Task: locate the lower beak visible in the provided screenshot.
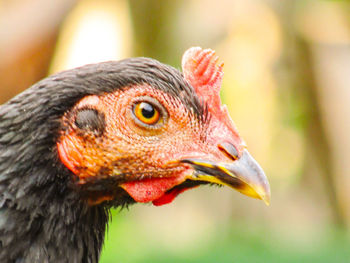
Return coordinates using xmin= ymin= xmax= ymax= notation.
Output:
xmin=181 ymin=149 xmax=270 ymax=205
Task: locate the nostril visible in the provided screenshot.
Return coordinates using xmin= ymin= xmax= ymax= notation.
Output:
xmin=218 ymin=142 xmax=239 ymax=161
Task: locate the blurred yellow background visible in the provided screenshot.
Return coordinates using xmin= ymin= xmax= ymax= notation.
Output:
xmin=1 ymin=0 xmax=349 ymax=262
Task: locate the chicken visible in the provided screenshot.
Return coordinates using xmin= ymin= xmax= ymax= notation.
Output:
xmin=0 ymin=47 xmax=270 ymax=262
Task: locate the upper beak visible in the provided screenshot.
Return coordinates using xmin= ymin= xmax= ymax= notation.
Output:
xmin=181 ymin=149 xmax=271 ymax=205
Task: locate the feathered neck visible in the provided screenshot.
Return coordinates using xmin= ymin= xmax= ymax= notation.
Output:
xmin=0 ymin=82 xmax=110 ymax=262
xmin=0 ymin=134 xmax=109 ymax=262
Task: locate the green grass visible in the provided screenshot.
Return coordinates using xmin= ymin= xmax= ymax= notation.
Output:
xmin=100 ymin=210 xmax=350 ymax=263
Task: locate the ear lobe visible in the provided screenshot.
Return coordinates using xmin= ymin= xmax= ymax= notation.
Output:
xmin=57 ymin=137 xmax=80 ymax=174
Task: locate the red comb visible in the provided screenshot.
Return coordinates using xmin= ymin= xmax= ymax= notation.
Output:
xmin=182 ymin=47 xmax=224 ymax=116
xmin=182 ymin=47 xmax=244 ymax=152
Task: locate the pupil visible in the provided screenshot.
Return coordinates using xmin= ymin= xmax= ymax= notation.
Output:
xmin=141 ymin=102 xmax=155 ymax=118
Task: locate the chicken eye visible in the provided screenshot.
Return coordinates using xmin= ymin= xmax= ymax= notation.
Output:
xmin=133 ymin=102 xmax=160 ymax=125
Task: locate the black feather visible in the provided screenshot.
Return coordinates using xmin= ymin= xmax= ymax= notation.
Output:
xmin=0 ymin=58 xmax=203 ymax=262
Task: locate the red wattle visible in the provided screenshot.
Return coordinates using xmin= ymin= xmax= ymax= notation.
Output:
xmin=121 ymin=176 xmax=186 ymax=204
xmin=152 ymin=185 xmax=198 ymax=206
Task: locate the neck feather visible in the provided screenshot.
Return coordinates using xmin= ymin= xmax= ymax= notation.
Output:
xmin=0 ymin=94 xmax=109 ymax=262
xmin=0 ymin=162 xmax=109 ymax=263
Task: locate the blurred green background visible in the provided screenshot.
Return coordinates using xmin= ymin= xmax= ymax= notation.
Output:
xmin=1 ymin=0 xmax=349 ymax=262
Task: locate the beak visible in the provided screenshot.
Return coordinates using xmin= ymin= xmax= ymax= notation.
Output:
xmin=181 ymin=149 xmax=270 ymax=205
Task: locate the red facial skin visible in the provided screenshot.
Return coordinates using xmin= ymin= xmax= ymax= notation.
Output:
xmin=57 ymin=47 xmax=245 ymax=206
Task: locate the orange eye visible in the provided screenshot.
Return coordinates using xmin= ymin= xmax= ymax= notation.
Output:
xmin=133 ymin=101 xmax=160 ymax=125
